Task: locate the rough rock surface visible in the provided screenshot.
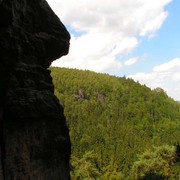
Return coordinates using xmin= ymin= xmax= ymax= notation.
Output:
xmin=0 ymin=0 xmax=71 ymax=179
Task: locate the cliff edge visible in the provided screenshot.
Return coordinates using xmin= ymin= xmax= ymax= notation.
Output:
xmin=0 ymin=0 xmax=71 ymax=179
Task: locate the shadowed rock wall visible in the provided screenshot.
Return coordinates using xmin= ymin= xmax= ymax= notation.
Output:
xmin=0 ymin=0 xmax=71 ymax=179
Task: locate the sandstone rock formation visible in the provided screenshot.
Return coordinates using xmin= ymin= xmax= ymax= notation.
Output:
xmin=0 ymin=0 xmax=71 ymax=179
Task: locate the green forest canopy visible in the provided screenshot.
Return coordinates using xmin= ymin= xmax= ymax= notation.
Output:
xmin=51 ymin=67 xmax=180 ymax=179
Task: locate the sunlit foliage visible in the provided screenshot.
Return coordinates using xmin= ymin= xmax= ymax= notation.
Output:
xmin=51 ymin=67 xmax=180 ymax=179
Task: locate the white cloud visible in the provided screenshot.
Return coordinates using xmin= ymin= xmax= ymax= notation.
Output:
xmin=128 ymin=58 xmax=180 ymax=101
xmin=153 ymin=58 xmax=180 ymax=72
xmin=47 ymin=0 xmax=172 ymax=73
xmin=124 ymin=57 xmax=139 ymax=66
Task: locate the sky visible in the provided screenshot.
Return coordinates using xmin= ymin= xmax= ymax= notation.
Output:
xmin=47 ymin=0 xmax=180 ymax=101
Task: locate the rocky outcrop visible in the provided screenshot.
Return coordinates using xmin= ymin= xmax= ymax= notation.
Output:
xmin=0 ymin=0 xmax=71 ymax=179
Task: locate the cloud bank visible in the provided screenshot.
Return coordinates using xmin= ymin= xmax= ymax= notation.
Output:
xmin=128 ymin=58 xmax=180 ymax=101
xmin=48 ymin=0 xmax=172 ymax=72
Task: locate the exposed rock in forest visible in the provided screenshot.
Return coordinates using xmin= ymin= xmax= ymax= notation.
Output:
xmin=0 ymin=0 xmax=71 ymax=179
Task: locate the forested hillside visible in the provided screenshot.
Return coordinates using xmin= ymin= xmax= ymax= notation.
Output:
xmin=51 ymin=67 xmax=180 ymax=179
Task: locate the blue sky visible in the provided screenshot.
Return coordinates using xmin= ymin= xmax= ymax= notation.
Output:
xmin=47 ymin=0 xmax=180 ymax=100
xmin=123 ymin=0 xmax=180 ymax=75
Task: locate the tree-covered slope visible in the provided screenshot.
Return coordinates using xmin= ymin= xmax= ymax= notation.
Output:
xmin=51 ymin=67 xmax=180 ymax=179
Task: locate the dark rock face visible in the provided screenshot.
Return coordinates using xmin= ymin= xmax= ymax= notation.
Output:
xmin=0 ymin=0 xmax=71 ymax=179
